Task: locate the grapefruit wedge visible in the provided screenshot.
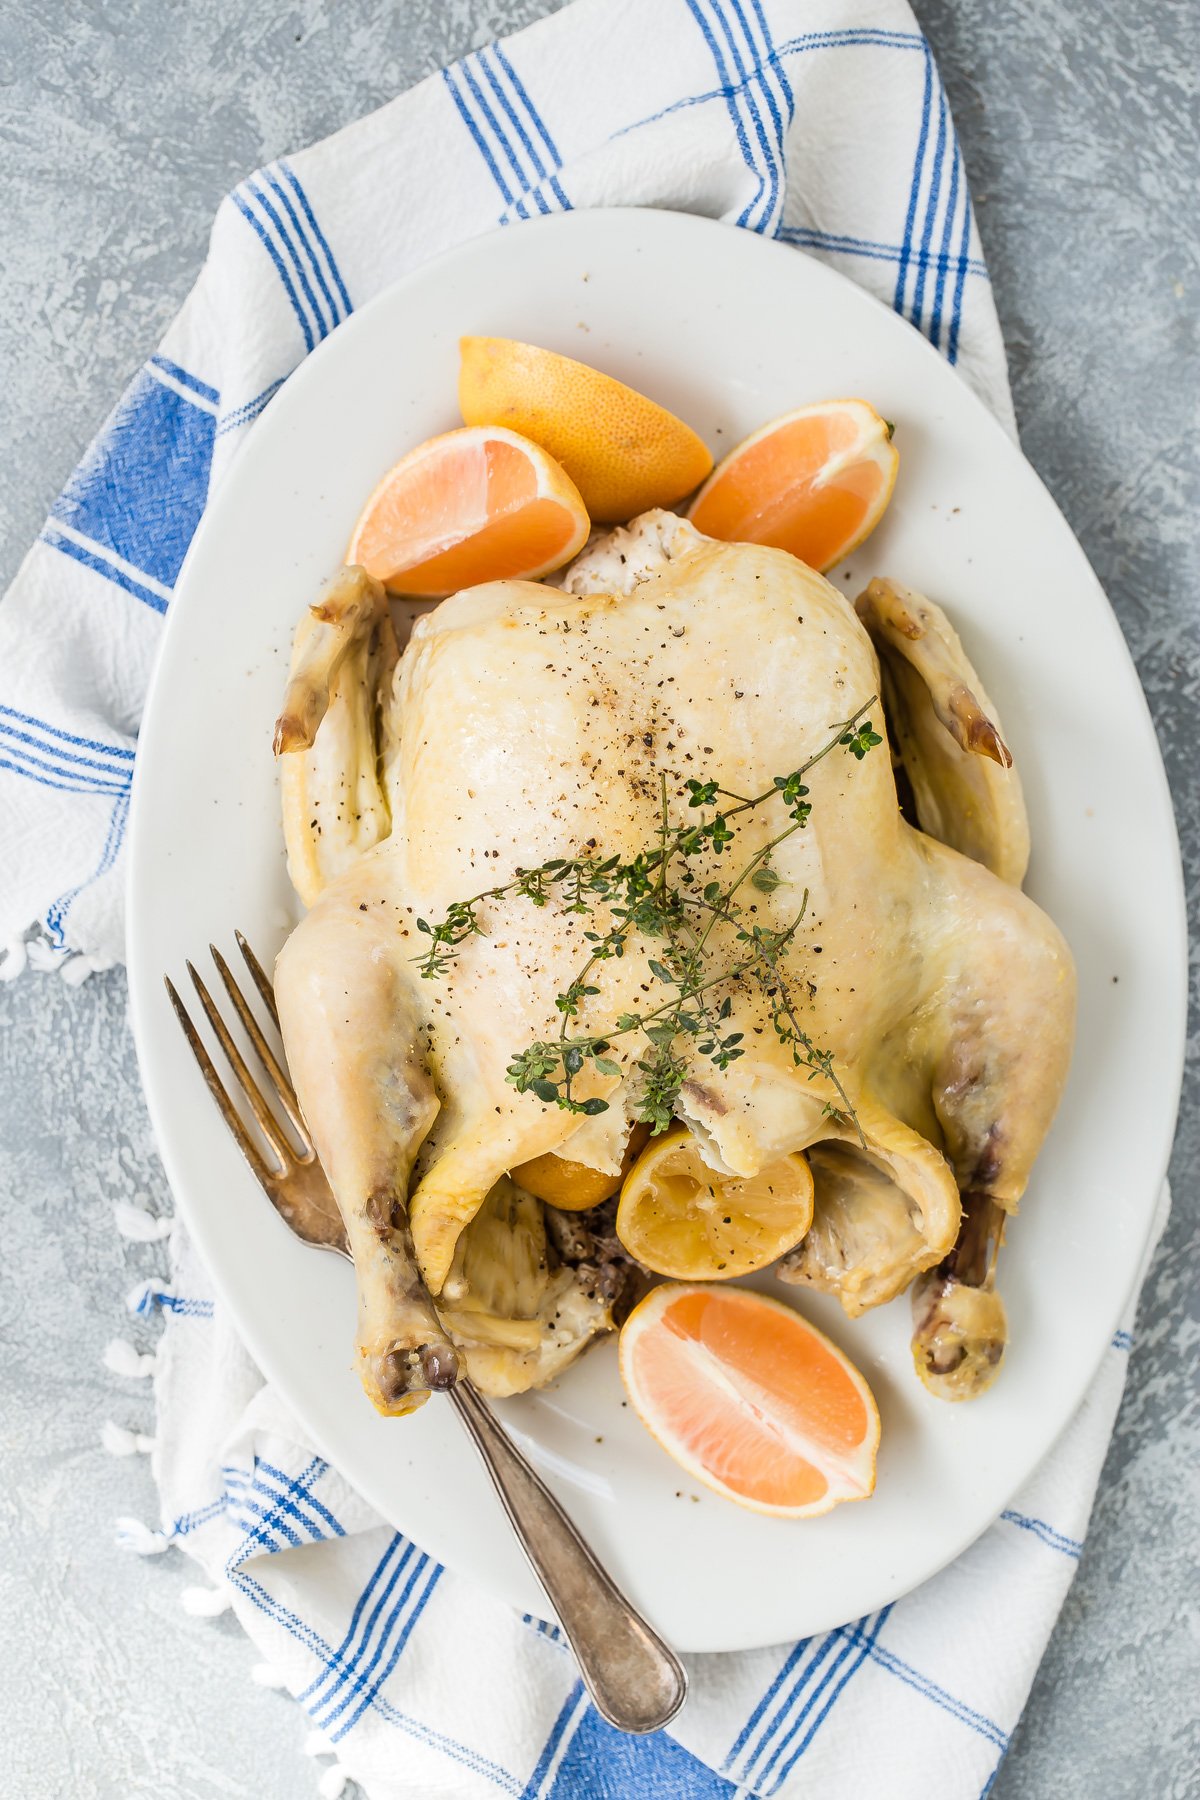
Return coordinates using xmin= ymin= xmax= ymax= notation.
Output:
xmin=347 ymin=424 xmax=590 ymax=597
xmin=459 ymin=336 xmax=713 ymax=523
xmin=619 ymin=1283 xmax=880 ymax=1517
xmin=689 ymin=399 xmax=898 ymax=572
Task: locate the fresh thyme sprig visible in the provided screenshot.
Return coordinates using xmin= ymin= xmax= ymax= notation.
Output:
xmin=415 ymin=699 xmax=882 ymax=1139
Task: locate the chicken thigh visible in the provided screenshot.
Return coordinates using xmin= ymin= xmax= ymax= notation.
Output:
xmin=273 ymin=515 xmax=1074 ymax=1412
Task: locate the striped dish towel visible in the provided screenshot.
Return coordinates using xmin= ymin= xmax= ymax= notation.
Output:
xmin=5 ymin=0 xmax=1159 ymax=1795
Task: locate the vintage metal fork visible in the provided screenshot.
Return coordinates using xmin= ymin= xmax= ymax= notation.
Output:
xmin=165 ymin=933 xmax=688 ymax=1735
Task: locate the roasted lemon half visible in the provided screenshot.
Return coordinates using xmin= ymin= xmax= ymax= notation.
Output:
xmin=616 ymin=1126 xmax=815 ymax=1280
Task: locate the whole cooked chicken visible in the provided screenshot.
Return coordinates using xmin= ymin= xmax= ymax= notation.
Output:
xmin=272 ymin=512 xmax=1075 ymax=1414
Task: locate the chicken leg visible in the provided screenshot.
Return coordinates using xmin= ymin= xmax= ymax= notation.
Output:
xmin=274 ymin=571 xmax=456 ymax=1412
xmin=910 ymin=1192 xmax=1008 ymax=1399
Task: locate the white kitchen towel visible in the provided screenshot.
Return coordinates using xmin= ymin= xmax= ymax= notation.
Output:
xmin=5 ymin=0 xmax=1156 ymax=1795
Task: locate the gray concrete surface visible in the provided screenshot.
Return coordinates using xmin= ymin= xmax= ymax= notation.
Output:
xmin=1 ymin=0 xmax=1196 ymax=1795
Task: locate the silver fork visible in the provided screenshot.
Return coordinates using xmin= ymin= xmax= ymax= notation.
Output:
xmin=165 ymin=933 xmax=688 ymax=1735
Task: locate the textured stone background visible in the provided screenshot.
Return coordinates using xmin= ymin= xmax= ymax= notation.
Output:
xmin=1 ymin=1 xmax=1196 ymax=1795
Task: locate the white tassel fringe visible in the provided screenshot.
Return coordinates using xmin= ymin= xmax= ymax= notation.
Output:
xmin=125 ymin=1276 xmax=174 ymax=1315
xmin=318 ymin=1765 xmax=352 ymax=1799
xmin=104 ymin=1338 xmax=158 ymax=1379
xmin=181 ymin=1584 xmax=232 ymax=1617
xmin=115 ymin=1516 xmax=171 ymax=1555
xmin=113 ymin=1200 xmax=173 ymax=1242
xmin=0 ymin=928 xmax=113 ymax=984
xmin=102 ymin=1420 xmax=156 ymax=1457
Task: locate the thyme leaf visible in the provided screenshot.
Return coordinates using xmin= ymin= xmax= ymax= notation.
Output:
xmin=419 ymin=699 xmax=881 ymax=1140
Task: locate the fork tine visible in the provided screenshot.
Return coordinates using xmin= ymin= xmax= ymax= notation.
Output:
xmin=235 ymin=930 xmax=280 ymax=1030
xmin=186 ymin=960 xmax=293 ymax=1168
xmin=165 ymin=977 xmax=270 ymax=1183
xmin=209 ymin=944 xmax=312 ymax=1152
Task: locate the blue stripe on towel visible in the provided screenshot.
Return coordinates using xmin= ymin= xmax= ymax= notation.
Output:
xmin=136 ymin=1290 xmax=214 ymax=1319
xmin=47 ymin=363 xmax=214 ymax=593
xmin=327 ymin=1561 xmax=443 ymax=1741
xmin=908 ymin=78 xmax=950 ymax=335
xmin=763 ymin=1607 xmax=892 ymax=1791
xmin=442 ymin=65 xmax=517 ymax=208
xmin=776 ymin=26 xmax=925 ymax=54
xmin=298 ymin=1535 xmax=411 ymax=1704
xmin=521 ymin=1682 xmax=587 ymax=1800
xmin=619 ymin=27 xmax=924 ymax=141
xmin=490 ymin=43 xmax=571 ymax=211
xmin=261 ymin=165 xmax=346 ymax=330
xmin=778 ymin=222 xmax=987 ymax=277
xmin=894 ymin=43 xmax=935 ymax=320
xmin=306 ymin=1540 xmax=425 ymax=1720
xmin=730 ymin=1608 xmax=891 ymax=1790
xmin=722 ymin=1633 xmax=832 ymax=1776
xmin=708 ymin=0 xmax=785 ymax=233
xmin=928 ymin=138 xmax=963 ymax=348
xmin=233 ymin=1556 xmax=525 ymax=1793
xmin=45 ymin=790 xmax=130 ymax=944
xmin=478 ymin=61 xmax=547 ymax=205
xmin=947 ymin=184 xmax=975 ymax=365
xmin=228 ymin=1489 xmax=306 ymax=1549
xmin=477 ymin=51 xmax=553 ymax=215
xmin=149 ymin=354 xmax=220 ymax=406
xmin=225 ymin=1455 xmax=329 ymax=1566
xmin=731 ymin=0 xmax=792 ymax=146
xmin=40 ymin=526 xmax=170 ymax=615
xmin=844 ymin=1624 xmax=1010 ymax=1750
xmin=0 ymin=724 xmax=130 ymax=793
xmin=171 ymin=1494 xmax=229 ymax=1537
xmin=460 ymin=56 xmax=542 ymax=220
xmin=256 ymin=1457 xmax=346 ymax=1540
xmin=230 ymin=189 xmax=317 ymax=352
xmin=1001 ymin=1509 xmax=1083 ymax=1559
xmin=0 ymin=750 xmax=124 ymax=798
xmin=278 ymin=162 xmax=353 ymax=318
xmin=684 ymin=0 xmax=764 ymax=228
xmin=752 ymin=1631 xmax=864 ymax=1789
xmin=0 ymin=703 xmax=134 ymax=763
xmin=245 ymin=174 xmax=335 ymax=340
xmin=546 ymin=1703 xmax=740 ymax=1798
xmin=216 ymin=377 xmax=286 ymax=437
xmin=685 ymin=0 xmax=777 ymax=233
xmin=315 ymin=1550 xmax=438 ymax=1736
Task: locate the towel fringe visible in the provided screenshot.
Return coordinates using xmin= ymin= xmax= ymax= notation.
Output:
xmin=104 ymin=1337 xmax=158 ymax=1379
xmin=113 ymin=1200 xmax=174 ymax=1242
xmin=115 ymin=1515 xmax=172 ymax=1555
xmin=0 ymin=923 xmax=114 ymax=983
xmin=24 ymin=936 xmax=65 ymax=973
xmin=304 ymin=1729 xmax=336 ymax=1758
xmin=181 ymin=1583 xmax=232 ymax=1617
xmin=317 ymin=1764 xmax=353 ymax=1800
xmin=126 ymin=1276 xmax=176 ymax=1314
xmin=102 ymin=1419 xmax=156 ymax=1456
xmin=62 ymin=949 xmax=112 ymax=985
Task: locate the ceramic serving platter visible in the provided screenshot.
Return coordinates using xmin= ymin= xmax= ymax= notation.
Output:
xmin=127 ymin=209 xmax=1185 ymax=1651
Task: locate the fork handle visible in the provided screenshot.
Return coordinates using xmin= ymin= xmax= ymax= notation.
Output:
xmin=448 ymin=1382 xmax=688 ymax=1734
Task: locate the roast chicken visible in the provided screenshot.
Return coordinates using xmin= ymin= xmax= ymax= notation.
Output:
xmin=272 ymin=512 xmax=1075 ymax=1413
